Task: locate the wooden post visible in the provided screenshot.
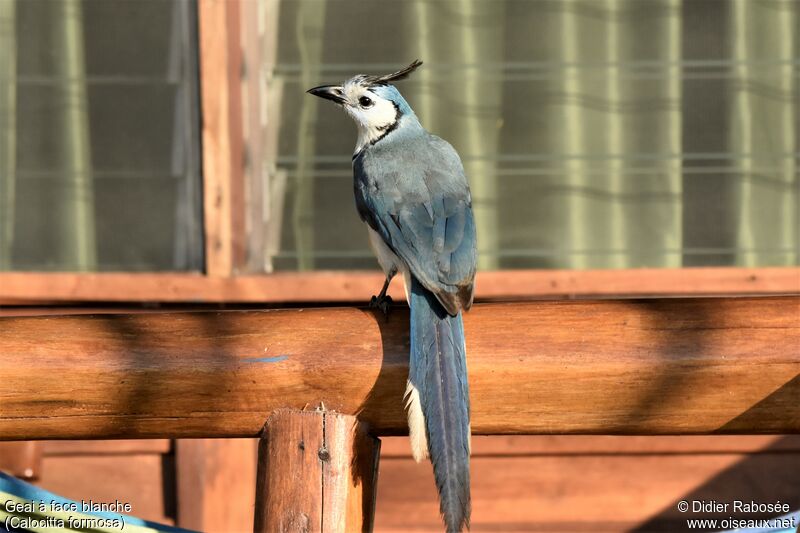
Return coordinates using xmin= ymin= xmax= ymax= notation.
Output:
xmin=254 ymin=409 xmax=380 ymax=533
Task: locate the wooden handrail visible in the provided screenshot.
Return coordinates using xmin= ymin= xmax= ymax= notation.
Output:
xmin=0 ymin=267 xmax=798 ymax=304
xmin=0 ymin=297 xmax=798 ymax=440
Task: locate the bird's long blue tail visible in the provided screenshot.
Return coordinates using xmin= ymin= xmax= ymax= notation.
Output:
xmin=406 ymin=275 xmax=471 ymax=533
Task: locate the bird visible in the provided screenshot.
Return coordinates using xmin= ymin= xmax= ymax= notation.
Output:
xmin=308 ymin=60 xmax=476 ymax=533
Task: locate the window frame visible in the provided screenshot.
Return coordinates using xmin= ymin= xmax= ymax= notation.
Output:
xmin=1 ymin=0 xmax=798 ymax=304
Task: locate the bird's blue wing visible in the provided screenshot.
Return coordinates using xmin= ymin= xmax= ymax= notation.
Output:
xmin=354 ymin=135 xmax=477 ymax=315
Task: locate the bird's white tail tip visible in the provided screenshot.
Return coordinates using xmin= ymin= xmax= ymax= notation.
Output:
xmin=404 ymin=381 xmax=429 ymax=462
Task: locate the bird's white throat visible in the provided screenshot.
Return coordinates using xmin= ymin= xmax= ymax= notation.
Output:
xmin=342 ymin=92 xmax=399 ymax=153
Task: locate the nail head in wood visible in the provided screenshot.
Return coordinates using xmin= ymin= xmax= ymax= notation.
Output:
xmin=254 ymin=408 xmax=380 ymax=533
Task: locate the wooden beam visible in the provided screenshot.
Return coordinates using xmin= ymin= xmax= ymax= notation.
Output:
xmin=0 ymin=267 xmax=797 ymax=304
xmin=254 ymin=409 xmax=380 ymax=533
xmin=0 ymin=297 xmax=797 ymax=439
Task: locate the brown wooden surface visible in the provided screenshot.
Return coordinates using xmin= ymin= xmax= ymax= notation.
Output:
xmin=0 ymin=441 xmax=41 ymax=479
xmin=375 ymin=437 xmax=800 ymax=532
xmin=324 ymin=411 xmax=381 ymax=532
xmin=379 ymin=434 xmax=800 ymax=531
xmin=197 ymin=0 xmax=245 ymax=277
xmin=42 ymin=439 xmax=171 ymax=455
xmin=0 ymin=297 xmax=798 ymax=440
xmin=17 ymin=436 xmax=800 ymax=532
xmin=39 ymin=453 xmax=175 ymax=526
xmin=254 ymin=411 xmax=321 ymax=533
xmin=380 ymin=434 xmax=800 ymax=457
xmin=176 ymin=438 xmax=256 ymax=532
xmin=254 ymin=409 xmax=380 ymax=533
xmin=0 ymin=267 xmax=797 ymax=304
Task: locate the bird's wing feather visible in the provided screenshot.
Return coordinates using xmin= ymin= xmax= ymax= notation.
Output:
xmin=354 ymin=134 xmax=476 ymax=315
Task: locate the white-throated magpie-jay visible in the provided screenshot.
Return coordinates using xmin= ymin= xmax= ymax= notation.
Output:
xmin=308 ymin=60 xmax=476 ymax=533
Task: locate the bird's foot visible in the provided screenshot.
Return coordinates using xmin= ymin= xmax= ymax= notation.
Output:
xmin=369 ymin=294 xmax=393 ymax=320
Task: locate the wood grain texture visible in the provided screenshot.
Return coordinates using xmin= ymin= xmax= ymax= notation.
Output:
xmin=0 ymin=297 xmax=797 ymax=440
xmin=379 ymin=435 xmax=800 ymax=458
xmin=254 ymin=409 xmax=379 ymax=533
xmin=175 ymin=438 xmax=256 ymax=532
xmin=374 ymin=445 xmax=800 ymax=532
xmin=0 ymin=266 xmax=797 ymax=303
xmin=42 ymin=439 xmax=171 ymax=455
xmin=197 ymin=0 xmax=245 ymax=277
xmin=323 ymin=412 xmax=381 ymax=532
xmin=37 ymin=454 xmax=174 ymax=526
xmin=19 ymin=436 xmax=799 ymax=533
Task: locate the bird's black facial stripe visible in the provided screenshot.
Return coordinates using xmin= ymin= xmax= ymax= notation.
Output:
xmin=352 ymin=101 xmax=401 ymax=159
xmin=371 ymin=102 xmax=401 ymax=144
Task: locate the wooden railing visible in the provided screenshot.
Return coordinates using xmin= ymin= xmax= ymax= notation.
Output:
xmin=1 ymin=267 xmax=798 ymax=303
xmin=2 ymin=296 xmax=798 ymax=440
xmin=1 ymin=297 xmax=798 ymax=531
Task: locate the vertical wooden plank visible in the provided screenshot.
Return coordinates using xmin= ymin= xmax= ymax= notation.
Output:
xmin=254 ymin=411 xmax=323 ymax=532
xmin=239 ymin=0 xmax=265 ymax=273
xmin=254 ymin=409 xmax=380 ymax=533
xmin=197 ymin=0 xmax=245 ymax=277
xmin=240 ymin=0 xmax=286 ymax=273
xmin=175 ymin=439 xmax=257 ymax=532
xmin=226 ymin=0 xmax=246 ymax=272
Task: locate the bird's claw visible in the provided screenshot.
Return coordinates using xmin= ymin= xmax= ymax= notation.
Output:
xmin=369 ymin=294 xmax=393 ymax=320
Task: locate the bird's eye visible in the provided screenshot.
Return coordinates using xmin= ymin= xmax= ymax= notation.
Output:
xmin=358 ymin=96 xmax=374 ymax=108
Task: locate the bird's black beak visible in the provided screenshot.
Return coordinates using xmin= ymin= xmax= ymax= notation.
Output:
xmin=307 ymin=85 xmax=346 ymax=105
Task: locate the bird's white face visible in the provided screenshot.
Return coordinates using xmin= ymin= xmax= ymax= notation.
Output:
xmin=308 ymin=60 xmax=423 ymax=152
xmin=309 ymin=81 xmax=400 ymax=153
xmin=339 ymin=82 xmax=400 ymax=152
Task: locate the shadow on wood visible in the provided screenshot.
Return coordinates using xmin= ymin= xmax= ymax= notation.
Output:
xmin=632 ymin=435 xmax=800 ymax=531
xmin=0 ymin=297 xmax=798 ymax=439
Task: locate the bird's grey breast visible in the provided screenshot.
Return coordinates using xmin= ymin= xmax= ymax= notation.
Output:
xmin=353 ymin=132 xmax=477 ymax=314
xmin=352 ymin=136 xmax=420 ymax=223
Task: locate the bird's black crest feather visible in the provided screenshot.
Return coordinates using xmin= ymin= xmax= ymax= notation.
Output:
xmin=362 ymin=59 xmax=423 ymax=87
